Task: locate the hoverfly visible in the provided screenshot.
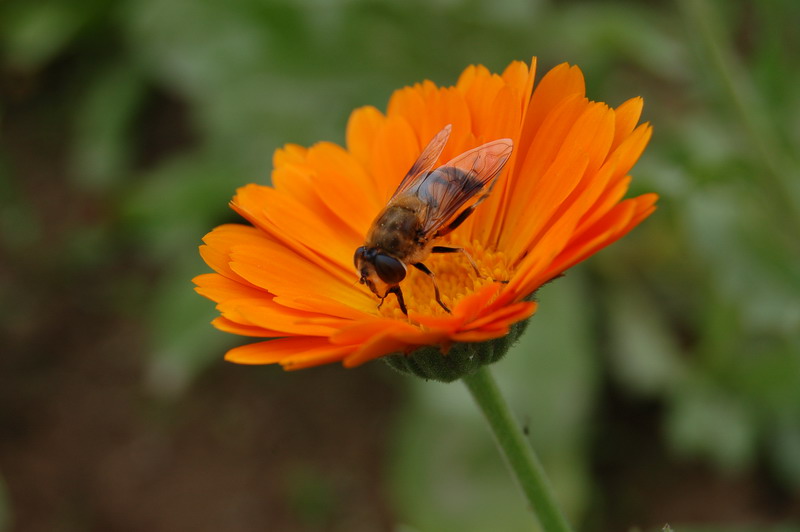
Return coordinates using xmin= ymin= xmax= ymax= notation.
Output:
xmin=354 ymin=124 xmax=513 ymax=315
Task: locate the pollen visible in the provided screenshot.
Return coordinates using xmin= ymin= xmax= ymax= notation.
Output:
xmin=378 ymin=236 xmax=514 ymax=319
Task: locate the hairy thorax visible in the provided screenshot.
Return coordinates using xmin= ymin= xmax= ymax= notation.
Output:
xmin=365 ymin=199 xmax=432 ymax=264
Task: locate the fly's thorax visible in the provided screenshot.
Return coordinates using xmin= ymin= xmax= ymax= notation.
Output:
xmin=365 ymin=201 xmax=427 ymax=260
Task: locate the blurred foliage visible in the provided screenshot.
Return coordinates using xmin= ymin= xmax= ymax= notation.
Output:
xmin=0 ymin=474 xmax=9 ymax=532
xmin=2 ymin=0 xmax=800 ymax=530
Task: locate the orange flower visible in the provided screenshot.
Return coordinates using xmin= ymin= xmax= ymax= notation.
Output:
xmin=194 ymin=58 xmax=657 ymax=375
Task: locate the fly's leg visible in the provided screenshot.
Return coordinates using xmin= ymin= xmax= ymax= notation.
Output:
xmin=413 ymin=262 xmax=451 ymax=313
xmin=431 ymin=246 xmax=508 ymax=284
xmin=431 ymin=246 xmax=480 ymax=277
xmin=379 ymin=285 xmax=408 ymax=315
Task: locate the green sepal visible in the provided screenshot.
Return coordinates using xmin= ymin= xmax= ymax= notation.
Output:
xmin=383 ymin=314 xmax=531 ymax=382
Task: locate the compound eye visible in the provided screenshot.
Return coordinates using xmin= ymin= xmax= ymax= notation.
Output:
xmin=353 ymin=246 xmax=367 ymax=269
xmin=373 ymin=254 xmax=406 ymax=284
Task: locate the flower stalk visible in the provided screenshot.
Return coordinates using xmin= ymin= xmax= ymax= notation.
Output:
xmin=462 ymin=366 xmax=573 ymax=532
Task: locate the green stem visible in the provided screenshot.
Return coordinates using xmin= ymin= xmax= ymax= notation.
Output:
xmin=462 ymin=366 xmax=573 ymax=532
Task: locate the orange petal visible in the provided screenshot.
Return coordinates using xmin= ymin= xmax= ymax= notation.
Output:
xmin=577 ymin=123 xmax=652 ymax=231
xmin=459 ymin=71 xmax=507 ymax=140
xmin=212 ymin=316 xmax=284 ymax=337
xmin=225 ymin=337 xmax=351 ymax=366
xmin=558 ymin=102 xmax=616 ymax=177
xmin=617 ymin=123 xmax=653 ymax=172
xmin=500 ymin=94 xmax=588 ymax=252
xmin=231 ymin=184 xmax=359 ymax=278
xmin=388 ymin=86 xmax=428 ymax=139
xmin=228 ymin=242 xmax=375 ymax=314
xmin=281 ymin=346 xmax=358 ymax=370
xmin=273 ymin=143 xmax=308 ymax=167
xmin=505 ymin=152 xmax=590 ymax=262
xmin=330 ymin=317 xmax=417 ymax=345
xmin=367 ymin=115 xmax=420 ymax=203
xmin=193 ymin=273 xmax=268 ymax=303
xmin=199 ymin=224 xmax=272 ymax=283
xmin=304 ymin=142 xmax=383 ymax=234
xmin=203 ymin=222 xmax=272 ymax=249
xmin=517 ymin=63 xmax=585 ymax=163
xmin=501 ymin=58 xmax=537 ymax=119
xmin=271 ymin=158 xmax=364 ymax=240
xmin=504 ymin=196 xmax=588 ymax=302
xmin=513 ymin=103 xmax=617 ymax=257
xmin=346 ymin=106 xmax=385 ymax=171
xmin=409 ymin=283 xmax=503 ymax=332
xmin=540 ymin=194 xmax=657 ymax=281
xmin=611 ymin=97 xmax=644 ymax=152
xmin=462 ymin=300 xmax=537 ymax=331
xmin=343 ymin=328 xmax=449 ymax=368
xmin=577 ymin=175 xmax=631 ymax=234
xmin=468 ymin=85 xmax=523 ymax=243
xmin=287 ymin=295 xmax=377 ymax=321
xmin=217 ymin=299 xmax=338 ymax=336
xmin=624 ymin=193 xmax=659 ymax=230
xmin=451 ymin=327 xmax=510 ymax=343
xmin=343 ymin=332 xmax=410 ymax=368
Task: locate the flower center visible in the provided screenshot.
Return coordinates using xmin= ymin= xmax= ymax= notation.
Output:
xmin=378 ymin=236 xmax=513 ymax=319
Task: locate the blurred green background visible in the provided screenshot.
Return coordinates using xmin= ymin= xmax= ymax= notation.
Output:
xmin=1 ymin=0 xmax=799 ymax=530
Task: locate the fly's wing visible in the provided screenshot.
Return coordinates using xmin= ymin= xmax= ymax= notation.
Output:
xmin=390 ymin=124 xmax=452 ymax=198
xmin=413 ymin=138 xmax=513 ymax=236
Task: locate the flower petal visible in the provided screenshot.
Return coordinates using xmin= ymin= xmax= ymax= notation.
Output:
xmin=330 ymin=317 xmax=416 ymax=345
xmin=217 ymin=298 xmax=338 ymax=336
xmin=548 ymin=194 xmax=658 ymax=277
xmin=228 ymin=241 xmax=375 ymax=313
xmin=461 ymin=300 xmax=537 ymax=331
xmin=303 ymin=142 xmax=382 ymax=234
xmin=225 ymin=337 xmax=352 ymax=367
xmin=343 ymin=327 xmax=449 ymax=368
xmin=231 ymin=184 xmax=359 ymax=277
xmin=193 ymin=273 xmax=268 ymax=303
xmin=212 ymin=316 xmax=283 ymax=337
xmin=346 ymin=105 xmax=386 ymax=172
xmin=367 ymin=115 xmax=420 ymax=203
xmin=517 ymin=63 xmax=586 ymax=164
xmin=611 ymin=97 xmax=644 ymax=152
xmin=199 ymin=224 xmax=271 ymax=283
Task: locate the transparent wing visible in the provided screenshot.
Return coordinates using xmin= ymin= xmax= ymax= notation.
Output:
xmin=411 ymin=138 xmax=514 ymax=236
xmin=390 ymin=124 xmax=452 ymax=198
